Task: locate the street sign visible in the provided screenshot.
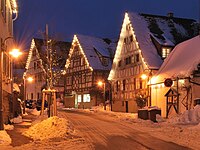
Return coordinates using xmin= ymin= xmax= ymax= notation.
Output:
xmin=164 ymin=78 xmax=173 ymax=87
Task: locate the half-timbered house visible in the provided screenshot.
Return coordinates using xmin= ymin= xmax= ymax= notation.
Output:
xmin=108 ymin=12 xmax=199 ymax=113
xmin=24 ymin=38 xmax=71 ymax=102
xmin=0 ymin=0 xmax=18 ymax=125
xmin=64 ymin=34 xmax=116 ymax=109
xmin=150 ymin=36 xmax=200 ymax=117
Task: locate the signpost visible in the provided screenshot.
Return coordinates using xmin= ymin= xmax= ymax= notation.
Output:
xmin=164 ymin=78 xmax=173 ymax=87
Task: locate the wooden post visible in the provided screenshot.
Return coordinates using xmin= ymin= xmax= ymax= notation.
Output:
xmin=41 ymin=89 xmax=57 ymax=117
xmin=41 ymin=91 xmax=45 ymax=115
xmin=0 ymin=51 xmax=4 ymax=130
xmin=53 ymin=91 xmax=57 ymax=116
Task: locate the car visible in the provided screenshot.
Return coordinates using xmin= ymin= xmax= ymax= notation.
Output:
xmin=36 ymin=99 xmax=48 ymax=111
xmin=25 ymin=100 xmax=36 ymax=109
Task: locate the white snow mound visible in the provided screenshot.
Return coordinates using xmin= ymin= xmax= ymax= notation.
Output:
xmin=180 ymin=105 xmax=200 ymax=124
xmin=170 ymin=105 xmax=200 ymax=124
xmin=24 ymin=116 xmax=74 ymax=140
xmin=0 ymin=130 xmax=11 ymax=145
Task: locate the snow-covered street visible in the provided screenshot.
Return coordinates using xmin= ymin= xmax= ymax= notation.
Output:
xmin=1 ymin=106 xmax=200 ymax=150
xmin=58 ymin=109 xmax=191 ymax=150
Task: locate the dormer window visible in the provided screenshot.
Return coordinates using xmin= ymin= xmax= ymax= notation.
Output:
xmin=162 ymin=48 xmax=171 ymax=58
xmin=102 ymin=57 xmax=109 ymax=66
xmin=118 ymin=60 xmax=122 ymax=67
xmin=125 ymin=56 xmax=131 ymax=65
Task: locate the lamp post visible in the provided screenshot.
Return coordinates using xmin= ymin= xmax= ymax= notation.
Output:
xmin=141 ymin=73 xmax=151 ymax=106
xmin=9 ymin=49 xmax=22 ymax=117
xmin=97 ymin=80 xmax=106 ymax=110
xmin=0 ymin=44 xmax=3 ymax=130
xmin=23 ymin=76 xmax=33 ymax=114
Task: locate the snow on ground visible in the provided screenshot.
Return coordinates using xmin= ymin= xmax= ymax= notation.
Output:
xmin=25 ymin=108 xmax=41 ymax=116
xmin=0 ymin=130 xmax=12 ymax=146
xmin=10 ymin=115 xmax=23 ymax=124
xmin=23 ymin=116 xmax=74 ymax=140
xmin=171 ymin=105 xmax=200 ymax=124
xmin=63 ymin=105 xmax=200 ymax=150
xmin=4 ymin=124 xmax=14 ymax=130
xmin=0 ymin=104 xmax=200 ymax=149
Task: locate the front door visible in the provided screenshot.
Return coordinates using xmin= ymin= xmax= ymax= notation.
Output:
xmin=125 ymin=101 xmax=128 ymax=113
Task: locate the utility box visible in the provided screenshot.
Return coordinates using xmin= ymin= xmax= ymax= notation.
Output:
xmin=138 ymin=109 xmax=148 ymax=120
xmin=148 ymin=109 xmax=161 ymax=122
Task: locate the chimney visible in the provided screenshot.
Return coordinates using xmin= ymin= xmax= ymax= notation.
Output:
xmin=167 ymin=12 xmax=174 ymax=18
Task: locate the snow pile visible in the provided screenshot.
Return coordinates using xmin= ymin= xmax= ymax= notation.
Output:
xmin=4 ymin=124 xmax=14 ymax=130
xmin=0 ymin=130 xmax=11 ymax=145
xmin=167 ymin=105 xmax=200 ymax=124
xmin=57 ymin=101 xmax=65 ymax=109
xmin=77 ymin=106 xmax=138 ymax=122
xmin=26 ymin=108 xmax=41 ymax=116
xmin=91 ymin=105 xmax=105 ymax=112
xmin=156 ymin=114 xmax=164 ymax=122
xmin=178 ymin=105 xmax=200 ymax=124
xmin=10 ymin=115 xmax=23 ymax=123
xmin=24 ymin=116 xmax=74 ymax=140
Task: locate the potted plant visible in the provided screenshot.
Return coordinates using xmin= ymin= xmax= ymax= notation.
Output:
xmin=136 ymin=95 xmax=148 ymax=120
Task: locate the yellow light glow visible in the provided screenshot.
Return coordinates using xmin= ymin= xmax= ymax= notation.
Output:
xmin=11 ymin=0 xmax=18 ymax=13
xmin=150 ymin=76 xmax=158 ymax=85
xmin=27 ymin=77 xmax=33 ymax=82
xmin=179 ymin=79 xmax=185 ymax=84
xmin=9 ymin=49 xmax=22 ymax=58
xmin=141 ymin=74 xmax=147 ymax=80
xmin=97 ymin=81 xmax=104 ymax=87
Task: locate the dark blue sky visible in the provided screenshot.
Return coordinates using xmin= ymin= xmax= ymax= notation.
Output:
xmin=14 ymin=0 xmax=199 ymax=51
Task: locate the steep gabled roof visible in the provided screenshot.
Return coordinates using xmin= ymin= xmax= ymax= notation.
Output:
xmin=151 ymin=36 xmax=200 ymax=84
xmin=128 ymin=12 xmax=198 ymax=69
xmin=67 ymin=34 xmax=116 ymax=71
xmin=25 ymin=38 xmax=71 ymax=71
xmin=108 ymin=12 xmax=198 ymax=81
xmin=128 ymin=12 xmax=163 ymax=69
xmin=140 ymin=13 xmax=198 ymax=45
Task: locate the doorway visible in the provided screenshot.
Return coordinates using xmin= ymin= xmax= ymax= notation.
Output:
xmin=125 ymin=101 xmax=128 ymax=113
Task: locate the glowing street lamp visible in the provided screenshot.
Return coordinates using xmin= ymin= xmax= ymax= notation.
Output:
xmin=141 ymin=74 xmax=147 ymax=80
xmin=27 ymin=77 xmax=33 ymax=82
xmin=9 ymin=49 xmax=22 ymax=58
xmin=97 ymin=81 xmax=103 ymax=87
xmin=9 ymin=48 xmax=22 ymax=118
xmin=97 ymin=80 xmax=106 ymax=110
xmin=22 ymin=76 xmax=34 ymax=114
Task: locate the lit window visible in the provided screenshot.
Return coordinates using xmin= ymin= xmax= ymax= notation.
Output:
xmin=162 ymin=48 xmax=171 ymax=58
xmin=78 ymin=95 xmax=82 ymax=102
xmin=83 ymin=94 xmax=90 ymax=102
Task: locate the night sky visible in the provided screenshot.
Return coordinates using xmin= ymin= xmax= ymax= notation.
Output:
xmin=14 ymin=0 xmax=199 ymax=51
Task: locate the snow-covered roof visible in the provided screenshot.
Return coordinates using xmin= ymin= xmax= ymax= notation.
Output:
xmin=151 ymin=36 xmax=200 ymax=84
xmin=13 ymin=83 xmax=20 ymax=92
xmin=128 ymin=12 xmax=198 ymax=69
xmin=140 ymin=13 xmax=198 ymax=45
xmin=26 ymin=38 xmax=71 ymax=71
xmin=76 ymin=34 xmax=116 ymax=70
xmin=129 ymin=13 xmax=163 ymax=69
